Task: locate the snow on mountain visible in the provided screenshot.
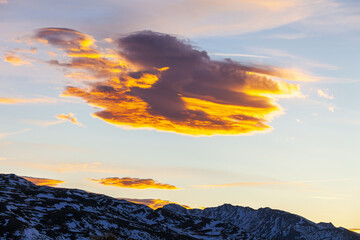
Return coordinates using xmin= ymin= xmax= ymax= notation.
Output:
xmin=0 ymin=173 xmax=359 ymax=240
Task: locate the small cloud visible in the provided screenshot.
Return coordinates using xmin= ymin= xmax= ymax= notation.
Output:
xmin=296 ymin=119 xmax=301 ymax=123
xmin=0 ymin=0 xmax=8 ymax=4
xmin=0 ymin=157 xmax=7 ymax=160
xmin=23 ymin=176 xmax=65 ymax=187
xmin=3 ymin=54 xmax=31 ymax=66
xmin=90 ymin=177 xmax=178 ymax=190
xmin=47 ymin=51 xmax=58 ymax=56
xmin=55 ymin=113 xmax=85 ymax=127
xmin=328 ymin=107 xmax=335 ymax=112
xmin=312 ymin=113 xmax=319 ymax=117
xmin=104 ymin=38 xmax=113 ymax=43
xmin=317 ymin=89 xmax=334 ymax=99
xmin=286 ymin=137 xmax=295 ymax=141
xmin=121 ymin=198 xmax=190 ymax=209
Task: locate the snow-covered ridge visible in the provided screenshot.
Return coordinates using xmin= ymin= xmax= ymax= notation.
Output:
xmin=0 ymin=173 xmax=359 ymax=240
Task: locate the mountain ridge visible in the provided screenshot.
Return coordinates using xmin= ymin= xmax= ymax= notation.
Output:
xmin=0 ymin=173 xmax=359 ymax=240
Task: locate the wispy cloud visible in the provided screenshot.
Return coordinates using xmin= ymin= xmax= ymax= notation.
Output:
xmin=317 ymin=89 xmax=334 ymax=99
xmin=90 ymin=177 xmax=178 ymax=190
xmin=0 ymin=129 xmax=30 ymax=139
xmin=45 ymin=162 xmax=102 ymax=173
xmin=55 ymin=113 xmax=85 ymax=127
xmin=3 ymin=160 xmax=103 ymax=173
xmin=33 ymin=28 xmax=303 ymax=136
xmin=0 ymin=97 xmax=57 ymax=104
xmin=210 ymin=53 xmax=270 ymax=59
xmin=329 ymin=106 xmax=335 ymax=112
xmin=251 ymin=47 xmax=338 ymax=71
xmin=22 ymin=119 xmax=64 ymax=127
xmin=195 ymin=181 xmax=309 ymax=189
xmin=265 ymin=33 xmax=307 ymax=40
xmin=121 ymin=198 xmax=190 ymax=209
xmin=0 ymin=0 xmax=8 ymax=4
xmin=23 ymin=176 xmax=65 ymax=187
xmin=87 ymin=0 xmax=339 ymax=37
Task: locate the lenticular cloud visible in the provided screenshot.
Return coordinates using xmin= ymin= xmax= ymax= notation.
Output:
xmin=35 ymin=28 xmax=302 ymax=136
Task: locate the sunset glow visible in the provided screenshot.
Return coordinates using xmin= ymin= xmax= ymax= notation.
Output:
xmin=1 ymin=0 xmax=359 ymax=232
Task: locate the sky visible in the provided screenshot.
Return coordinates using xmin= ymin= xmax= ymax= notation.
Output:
xmin=0 ymin=0 xmax=360 ymax=230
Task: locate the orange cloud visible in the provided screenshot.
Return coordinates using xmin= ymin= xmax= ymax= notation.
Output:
xmin=4 ymin=54 xmax=31 ymax=66
xmin=348 ymin=229 xmax=360 ymax=234
xmin=23 ymin=176 xmax=65 ymax=187
xmin=55 ymin=113 xmax=84 ymax=127
xmin=122 ymin=198 xmax=190 ymax=209
xmin=35 ymin=28 xmax=302 ymax=136
xmin=48 ymin=51 xmax=58 ymax=56
xmin=90 ymin=177 xmax=177 ymax=190
xmin=0 ymin=97 xmax=56 ymax=104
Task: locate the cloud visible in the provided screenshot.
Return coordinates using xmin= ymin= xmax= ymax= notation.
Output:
xmin=348 ymin=229 xmax=360 ymax=233
xmin=22 ymin=119 xmax=64 ymax=127
xmin=329 ymin=106 xmax=335 ymax=112
xmin=11 ymin=48 xmax=37 ymax=54
xmin=210 ymin=53 xmax=270 ymax=59
xmin=86 ymin=0 xmax=335 ymax=37
xmin=0 ymin=157 xmax=6 ymax=160
xmin=3 ymin=54 xmax=31 ymax=66
xmin=317 ymin=89 xmax=334 ymax=99
xmin=251 ymin=47 xmax=338 ymax=71
xmin=265 ymin=33 xmax=307 ymax=40
xmin=0 ymin=97 xmax=57 ymax=104
xmin=43 ymin=162 xmax=102 ymax=173
xmin=0 ymin=0 xmax=8 ymax=4
xmin=121 ymin=198 xmax=190 ymax=209
xmin=23 ymin=176 xmax=65 ymax=187
xmin=55 ymin=113 xmax=84 ymax=127
xmin=195 ymin=181 xmax=307 ymax=189
xmin=4 ymin=160 xmax=127 ymax=174
xmin=90 ymin=177 xmax=178 ymax=190
xmin=0 ymin=128 xmax=30 ymax=139
xmin=34 ymin=28 xmax=302 ymax=136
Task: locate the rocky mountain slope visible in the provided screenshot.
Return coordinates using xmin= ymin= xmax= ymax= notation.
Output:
xmin=0 ymin=173 xmax=359 ymax=240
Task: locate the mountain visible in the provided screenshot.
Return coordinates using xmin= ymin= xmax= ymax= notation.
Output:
xmin=0 ymin=174 xmax=358 ymax=240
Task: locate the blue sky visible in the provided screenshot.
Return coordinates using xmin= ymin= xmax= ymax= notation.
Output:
xmin=0 ymin=0 xmax=359 ymax=230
